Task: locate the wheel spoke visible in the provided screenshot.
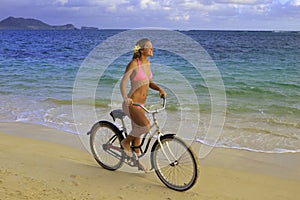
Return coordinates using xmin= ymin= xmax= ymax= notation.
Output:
xmin=152 ymin=135 xmax=199 ymax=191
xmin=90 ymin=122 xmax=123 ymax=170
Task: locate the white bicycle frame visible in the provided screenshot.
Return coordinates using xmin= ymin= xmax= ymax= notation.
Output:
xmin=121 ymin=98 xmax=177 ymax=164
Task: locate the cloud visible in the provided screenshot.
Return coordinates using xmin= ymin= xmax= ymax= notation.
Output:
xmin=290 ymin=0 xmax=300 ymax=6
xmin=51 ymin=0 xmax=130 ymax=11
xmin=140 ymin=0 xmax=160 ymax=9
xmin=214 ymin=0 xmax=272 ymax=5
xmin=138 ymin=0 xmax=173 ymax=11
xmin=0 ymin=0 xmax=299 ymax=30
xmin=54 ymin=0 xmax=68 ymax=5
xmin=91 ymin=0 xmax=130 ymax=11
xmin=168 ymin=13 xmax=190 ymax=21
xmin=180 ymin=0 xmax=219 ymax=11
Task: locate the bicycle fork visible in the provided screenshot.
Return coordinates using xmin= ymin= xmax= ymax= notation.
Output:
xmin=157 ymin=134 xmax=178 ymax=166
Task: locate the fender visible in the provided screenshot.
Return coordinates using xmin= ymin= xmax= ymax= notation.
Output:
xmin=87 ymin=120 xmax=122 ymax=137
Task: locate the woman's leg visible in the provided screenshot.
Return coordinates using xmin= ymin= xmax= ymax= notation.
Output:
xmin=121 ymin=105 xmax=150 ymax=156
xmin=121 ymin=135 xmax=135 ymax=156
xmin=132 ymin=137 xmax=141 ymax=154
xmin=122 ymin=137 xmax=142 ymax=155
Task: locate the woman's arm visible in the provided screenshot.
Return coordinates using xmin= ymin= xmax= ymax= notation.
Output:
xmin=149 ymin=81 xmax=167 ymax=98
xmin=120 ymin=61 xmax=135 ymax=103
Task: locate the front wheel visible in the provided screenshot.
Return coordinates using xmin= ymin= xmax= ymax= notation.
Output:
xmin=151 ymin=135 xmax=199 ymax=191
xmin=89 ymin=121 xmax=124 ymax=170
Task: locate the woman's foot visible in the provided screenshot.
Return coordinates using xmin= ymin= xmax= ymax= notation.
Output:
xmin=121 ymin=140 xmax=133 ymax=157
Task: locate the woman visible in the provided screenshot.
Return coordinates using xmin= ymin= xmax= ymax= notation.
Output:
xmin=120 ymin=38 xmax=166 ymax=170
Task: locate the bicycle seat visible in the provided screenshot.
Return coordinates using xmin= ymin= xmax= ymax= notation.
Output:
xmin=110 ymin=109 xmax=126 ymax=121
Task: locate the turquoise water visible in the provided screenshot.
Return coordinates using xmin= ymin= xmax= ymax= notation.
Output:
xmin=0 ymin=30 xmax=299 ymax=153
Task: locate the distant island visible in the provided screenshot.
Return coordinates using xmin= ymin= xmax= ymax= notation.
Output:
xmin=0 ymin=16 xmax=99 ymax=30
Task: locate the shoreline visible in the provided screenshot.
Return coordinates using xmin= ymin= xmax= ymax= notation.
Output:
xmin=0 ymin=122 xmax=299 ymax=199
xmin=1 ymin=92 xmax=299 ymax=154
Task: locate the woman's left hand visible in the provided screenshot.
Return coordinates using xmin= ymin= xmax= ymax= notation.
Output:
xmin=159 ymin=89 xmax=167 ymax=98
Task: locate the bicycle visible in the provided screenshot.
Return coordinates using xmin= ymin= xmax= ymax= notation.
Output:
xmin=87 ymin=98 xmax=200 ymax=191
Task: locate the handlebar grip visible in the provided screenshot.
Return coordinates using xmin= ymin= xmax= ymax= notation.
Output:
xmin=162 ymin=97 xmax=166 ymax=108
xmin=132 ymin=98 xmax=166 ymax=113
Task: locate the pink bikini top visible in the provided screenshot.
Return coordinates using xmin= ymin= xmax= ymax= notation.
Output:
xmin=132 ymin=59 xmax=152 ymax=82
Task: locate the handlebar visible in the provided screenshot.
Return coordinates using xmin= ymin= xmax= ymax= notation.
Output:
xmin=132 ymin=98 xmax=166 ymax=114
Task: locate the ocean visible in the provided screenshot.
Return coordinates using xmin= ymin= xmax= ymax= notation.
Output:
xmin=0 ymin=29 xmax=299 ymax=154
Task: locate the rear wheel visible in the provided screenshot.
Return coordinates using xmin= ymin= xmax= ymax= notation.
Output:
xmin=151 ymin=135 xmax=199 ymax=191
xmin=89 ymin=121 xmax=124 ymax=170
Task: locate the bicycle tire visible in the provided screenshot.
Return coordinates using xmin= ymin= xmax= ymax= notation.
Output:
xmin=151 ymin=134 xmax=199 ymax=191
xmin=89 ymin=121 xmax=124 ymax=170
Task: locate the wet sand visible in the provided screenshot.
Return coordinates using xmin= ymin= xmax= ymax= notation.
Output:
xmin=0 ymin=122 xmax=299 ymax=200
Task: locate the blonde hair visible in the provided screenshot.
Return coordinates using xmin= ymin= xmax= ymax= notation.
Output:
xmin=132 ymin=38 xmax=151 ymax=60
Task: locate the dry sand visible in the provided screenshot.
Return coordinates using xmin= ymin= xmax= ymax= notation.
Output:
xmin=0 ymin=122 xmax=299 ymax=200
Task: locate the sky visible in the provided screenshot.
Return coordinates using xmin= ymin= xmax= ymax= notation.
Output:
xmin=1 ymin=0 xmax=300 ymax=30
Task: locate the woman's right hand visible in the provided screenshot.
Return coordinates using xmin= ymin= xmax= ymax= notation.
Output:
xmin=125 ymin=98 xmax=133 ymax=106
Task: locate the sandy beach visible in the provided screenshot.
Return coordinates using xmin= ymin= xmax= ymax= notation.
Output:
xmin=0 ymin=122 xmax=299 ymax=200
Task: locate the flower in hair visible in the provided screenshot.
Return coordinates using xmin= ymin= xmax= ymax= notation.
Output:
xmin=133 ymin=44 xmax=141 ymax=53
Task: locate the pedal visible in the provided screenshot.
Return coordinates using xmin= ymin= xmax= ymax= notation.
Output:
xmin=132 ymin=151 xmax=138 ymax=161
xmin=125 ymin=155 xmax=132 ymax=162
xmin=124 ymin=152 xmax=138 ymax=167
